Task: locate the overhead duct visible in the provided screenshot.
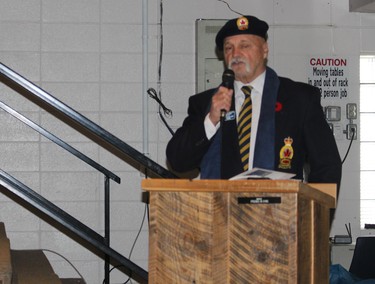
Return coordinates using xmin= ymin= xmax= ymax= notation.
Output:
xmin=349 ymin=0 xmax=375 ymax=13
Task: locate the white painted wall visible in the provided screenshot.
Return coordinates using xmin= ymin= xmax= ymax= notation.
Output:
xmin=0 ymin=0 xmax=374 ymax=283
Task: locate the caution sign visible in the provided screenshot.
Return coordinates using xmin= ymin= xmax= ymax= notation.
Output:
xmin=307 ymin=57 xmax=349 ymax=101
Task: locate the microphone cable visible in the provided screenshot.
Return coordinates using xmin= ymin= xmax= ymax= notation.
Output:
xmin=341 ymin=127 xmax=355 ymax=164
xmin=148 ymin=0 xmax=175 ymax=137
xmin=147 ymin=87 xmax=174 ymax=136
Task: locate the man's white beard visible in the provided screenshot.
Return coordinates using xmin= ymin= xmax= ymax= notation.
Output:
xmin=228 ymin=57 xmax=251 ymax=73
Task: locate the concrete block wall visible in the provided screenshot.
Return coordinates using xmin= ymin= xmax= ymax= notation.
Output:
xmin=0 ymin=0 xmax=375 ymax=283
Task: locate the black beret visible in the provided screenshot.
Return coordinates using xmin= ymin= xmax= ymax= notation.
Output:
xmin=215 ymin=15 xmax=269 ymax=51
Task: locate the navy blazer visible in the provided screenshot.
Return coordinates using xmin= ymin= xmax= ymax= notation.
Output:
xmin=166 ymin=67 xmax=342 ymax=186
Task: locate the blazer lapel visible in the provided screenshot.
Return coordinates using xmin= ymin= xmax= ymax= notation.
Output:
xmin=253 ymin=67 xmax=279 ymax=170
xmin=221 ymin=94 xmax=243 ymax=179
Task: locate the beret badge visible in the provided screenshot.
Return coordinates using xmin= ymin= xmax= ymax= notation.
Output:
xmin=215 ymin=15 xmax=269 ymax=51
xmin=236 ymin=16 xmax=249 ymax=31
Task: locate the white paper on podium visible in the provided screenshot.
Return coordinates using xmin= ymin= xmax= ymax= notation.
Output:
xmin=229 ymin=168 xmax=296 ymax=180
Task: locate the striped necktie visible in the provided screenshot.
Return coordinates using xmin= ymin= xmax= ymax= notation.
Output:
xmin=238 ymin=86 xmax=252 ymax=171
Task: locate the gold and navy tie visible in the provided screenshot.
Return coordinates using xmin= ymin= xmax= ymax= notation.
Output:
xmin=238 ymin=86 xmax=252 ymax=171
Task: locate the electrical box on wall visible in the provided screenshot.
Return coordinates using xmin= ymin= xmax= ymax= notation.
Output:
xmin=196 ymin=19 xmax=227 ymax=93
xmin=346 ymin=103 xmax=357 ymax=119
xmin=325 ymin=106 xmax=341 ymax=121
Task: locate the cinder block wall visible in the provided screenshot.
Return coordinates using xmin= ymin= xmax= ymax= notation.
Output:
xmin=0 ymin=0 xmax=374 ymax=283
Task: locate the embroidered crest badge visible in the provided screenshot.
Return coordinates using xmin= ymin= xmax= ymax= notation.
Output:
xmin=278 ymin=137 xmax=294 ymax=169
xmin=236 ymin=17 xmax=249 ymax=31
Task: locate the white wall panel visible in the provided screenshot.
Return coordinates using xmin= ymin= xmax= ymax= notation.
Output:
xmin=1 ymin=53 xmax=41 ymax=81
xmin=41 ymin=53 xmax=100 ymax=82
xmin=0 ymin=23 xmax=40 ymax=51
xmin=275 ymin=0 xmax=331 ymax=25
xmin=0 ymin=0 xmax=40 ymax=22
xmin=42 ymin=0 xmax=100 ymax=23
xmin=42 ymin=24 xmax=100 ymax=53
xmin=1 ymin=0 xmax=375 ymax=282
xmin=42 ymin=82 xmax=101 ymax=112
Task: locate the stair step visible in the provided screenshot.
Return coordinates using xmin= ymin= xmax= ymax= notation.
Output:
xmin=0 ymin=222 xmax=12 ymax=284
xmin=1 ymin=223 xmax=84 ymax=284
xmin=11 ymin=250 xmax=61 ymax=284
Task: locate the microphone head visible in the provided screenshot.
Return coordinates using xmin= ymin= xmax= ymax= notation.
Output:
xmin=222 ymin=69 xmax=235 ymax=89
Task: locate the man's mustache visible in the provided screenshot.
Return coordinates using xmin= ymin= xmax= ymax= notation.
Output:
xmin=228 ymin=57 xmax=250 ymax=71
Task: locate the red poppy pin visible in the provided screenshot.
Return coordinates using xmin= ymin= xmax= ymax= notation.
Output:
xmin=275 ymin=102 xmax=283 ymax=112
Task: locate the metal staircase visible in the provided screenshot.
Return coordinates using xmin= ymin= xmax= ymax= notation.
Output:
xmin=0 ymin=62 xmax=177 ymax=283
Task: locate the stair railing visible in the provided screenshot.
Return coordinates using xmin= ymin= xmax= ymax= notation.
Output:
xmin=0 ymin=62 xmax=177 ymax=283
xmin=0 ymin=101 xmax=121 ymax=283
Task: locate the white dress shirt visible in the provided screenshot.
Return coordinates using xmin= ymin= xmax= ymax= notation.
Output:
xmin=204 ymin=71 xmax=266 ymax=171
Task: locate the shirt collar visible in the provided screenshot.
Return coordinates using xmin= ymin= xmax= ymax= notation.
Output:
xmin=234 ymin=70 xmax=266 ymax=98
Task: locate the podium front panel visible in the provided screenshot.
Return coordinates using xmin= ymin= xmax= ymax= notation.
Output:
xmin=144 ymin=180 xmax=334 ymax=284
xmin=149 ymin=191 xmax=229 ymax=283
xmin=149 ymin=191 xmax=304 ymax=283
xmin=228 ymin=192 xmax=298 ymax=283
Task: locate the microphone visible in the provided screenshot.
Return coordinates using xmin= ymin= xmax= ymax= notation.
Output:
xmin=220 ymin=69 xmax=235 ymax=120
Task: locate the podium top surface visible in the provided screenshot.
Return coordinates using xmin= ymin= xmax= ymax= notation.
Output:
xmin=142 ymin=179 xmax=336 ymax=208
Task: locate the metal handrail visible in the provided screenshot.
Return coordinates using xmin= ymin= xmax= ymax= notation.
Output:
xmin=0 ymin=62 xmax=176 ymax=179
xmin=0 ymin=100 xmax=124 ymax=283
xmin=0 ymin=100 xmax=120 ymax=184
xmin=0 ymin=61 xmax=179 ymax=283
xmin=0 ymin=170 xmax=148 ymax=282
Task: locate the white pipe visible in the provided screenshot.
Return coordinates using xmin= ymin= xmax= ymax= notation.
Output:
xmin=142 ymin=0 xmax=149 ymax=157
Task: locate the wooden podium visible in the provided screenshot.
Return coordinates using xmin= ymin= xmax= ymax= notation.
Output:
xmin=142 ymin=179 xmax=336 ymax=284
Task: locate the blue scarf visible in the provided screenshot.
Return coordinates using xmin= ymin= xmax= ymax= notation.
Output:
xmin=200 ymin=67 xmax=279 ymax=179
